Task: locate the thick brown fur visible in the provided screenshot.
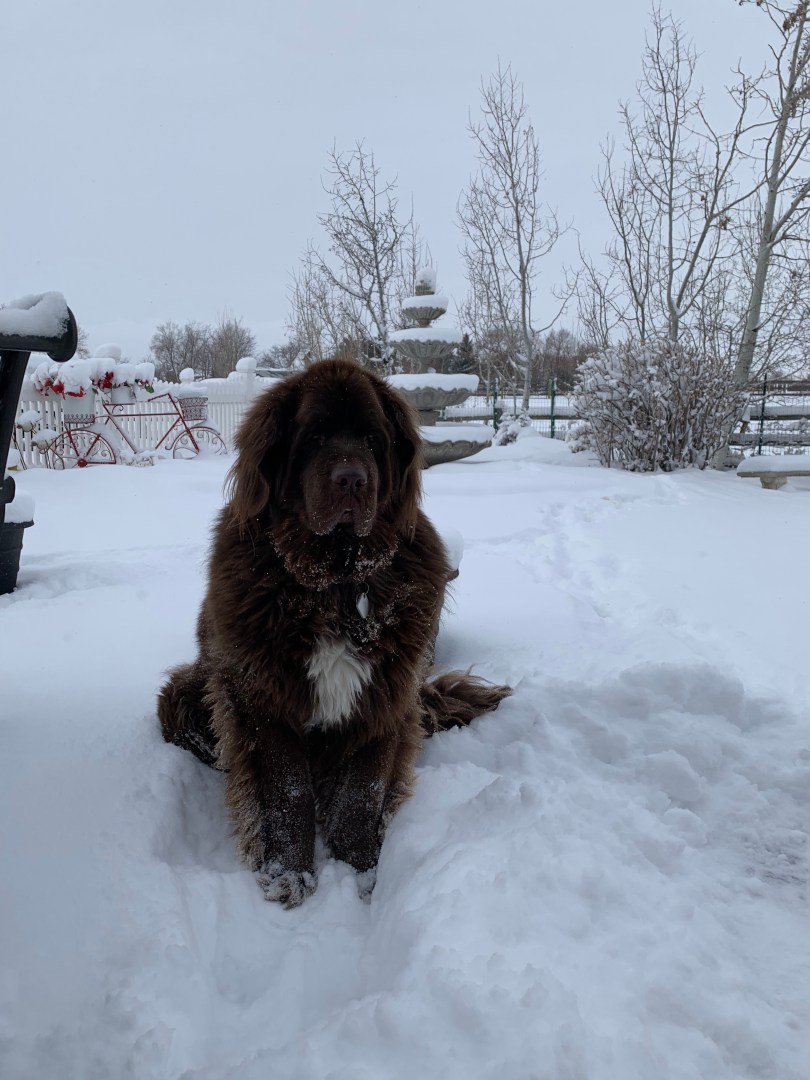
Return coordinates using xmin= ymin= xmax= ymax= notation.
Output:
xmin=157 ymin=359 xmax=511 ymax=907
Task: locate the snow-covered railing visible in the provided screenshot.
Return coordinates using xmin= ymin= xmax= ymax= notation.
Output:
xmin=737 ymin=378 xmax=810 ymax=455
xmin=444 ymin=384 xmax=810 ymax=451
xmin=444 ymin=393 xmax=579 ymax=421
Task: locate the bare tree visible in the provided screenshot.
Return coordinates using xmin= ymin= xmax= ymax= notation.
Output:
xmin=256 ymin=340 xmax=308 ymax=371
xmin=179 ymin=321 xmax=215 ymax=379
xmin=457 ymin=286 xmax=522 ymax=391
xmin=537 ymin=327 xmax=589 ymax=391
xmin=580 ymin=8 xmax=758 ymax=351
xmin=75 ymin=325 xmax=91 ymax=359
xmin=288 ymin=250 xmax=367 ymax=363
xmin=149 ymin=320 xmax=214 ymax=380
xmin=299 ymin=143 xmax=413 ymax=367
xmin=709 ymin=205 xmax=810 ymax=381
xmin=391 ymin=215 xmax=433 ymax=330
xmin=459 ymin=63 xmax=565 ymax=412
xmin=574 ymin=237 xmax=626 ymax=352
xmin=209 ymin=311 xmax=256 ymax=378
xmin=149 ymin=322 xmax=185 ymax=381
xmin=732 ymin=0 xmax=810 ymax=387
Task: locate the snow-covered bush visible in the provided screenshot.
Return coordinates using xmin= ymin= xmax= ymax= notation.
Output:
xmin=566 ymin=419 xmax=593 ymax=454
xmin=493 ymin=409 xmax=532 ymax=446
xmin=571 ymin=339 xmax=744 ymax=471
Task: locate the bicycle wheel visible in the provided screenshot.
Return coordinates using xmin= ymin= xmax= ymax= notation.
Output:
xmin=50 ymin=428 xmax=117 ymax=468
xmin=171 ymin=425 xmax=228 ymax=459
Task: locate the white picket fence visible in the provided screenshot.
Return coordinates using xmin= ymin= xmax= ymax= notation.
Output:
xmin=12 ymin=368 xmax=278 ymax=469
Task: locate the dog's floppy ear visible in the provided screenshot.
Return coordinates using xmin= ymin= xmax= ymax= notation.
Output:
xmin=375 ymin=378 xmax=423 ymax=533
xmin=226 ymin=381 xmax=297 ymax=527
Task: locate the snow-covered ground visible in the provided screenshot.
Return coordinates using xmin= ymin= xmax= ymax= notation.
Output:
xmin=2 ymin=434 xmax=809 ymax=1080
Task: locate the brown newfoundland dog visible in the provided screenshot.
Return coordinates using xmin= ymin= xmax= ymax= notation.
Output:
xmin=157 ymin=359 xmax=510 ymax=907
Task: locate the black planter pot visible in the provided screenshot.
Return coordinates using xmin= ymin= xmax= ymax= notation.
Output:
xmin=0 ymin=518 xmax=33 ymax=595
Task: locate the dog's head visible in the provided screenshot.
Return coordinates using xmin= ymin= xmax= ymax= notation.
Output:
xmin=228 ymin=359 xmax=422 ymax=539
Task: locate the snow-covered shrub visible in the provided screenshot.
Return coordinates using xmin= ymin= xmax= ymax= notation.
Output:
xmin=493 ymin=409 xmax=532 ymax=446
xmin=571 ymin=339 xmax=744 ymax=471
xmin=566 ymin=419 xmax=593 ymax=454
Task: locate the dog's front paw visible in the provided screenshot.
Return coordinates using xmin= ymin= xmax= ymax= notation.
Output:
xmin=356 ymin=866 xmax=377 ymax=903
xmin=257 ymin=863 xmax=317 ymax=909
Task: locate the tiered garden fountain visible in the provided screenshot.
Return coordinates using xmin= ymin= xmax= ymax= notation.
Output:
xmin=389 ymin=268 xmax=491 ymax=466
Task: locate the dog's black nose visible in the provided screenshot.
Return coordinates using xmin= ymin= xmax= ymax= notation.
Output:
xmin=331 ymin=464 xmax=368 ymax=494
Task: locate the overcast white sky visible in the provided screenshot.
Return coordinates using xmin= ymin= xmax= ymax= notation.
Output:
xmin=2 ymin=0 xmax=767 ymax=362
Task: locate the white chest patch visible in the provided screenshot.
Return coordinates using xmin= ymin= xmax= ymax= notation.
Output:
xmin=306 ymin=635 xmax=373 ymax=729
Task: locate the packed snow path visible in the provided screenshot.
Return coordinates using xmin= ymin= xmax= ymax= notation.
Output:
xmin=1 ymin=435 xmax=808 ymax=1080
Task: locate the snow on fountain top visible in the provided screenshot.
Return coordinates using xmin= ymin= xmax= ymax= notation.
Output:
xmin=415 ymin=266 xmax=437 ymax=291
xmin=401 ymin=292 xmax=450 ymax=312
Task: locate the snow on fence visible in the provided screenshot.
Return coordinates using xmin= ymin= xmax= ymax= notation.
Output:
xmin=445 ymin=381 xmax=810 ymax=453
xmin=443 ymin=393 xmax=579 ymax=439
xmin=12 ymin=363 xmax=280 ymax=469
xmin=13 ymin=366 xmax=810 ymax=469
xmin=735 ymin=379 xmax=810 ymax=455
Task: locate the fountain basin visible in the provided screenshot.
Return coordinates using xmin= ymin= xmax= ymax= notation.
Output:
xmin=420 ymin=423 xmax=493 ymax=466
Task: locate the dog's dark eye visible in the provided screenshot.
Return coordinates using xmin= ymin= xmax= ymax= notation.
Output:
xmin=310 ymin=433 xmax=326 ymax=447
xmin=365 ymin=434 xmax=379 ymax=449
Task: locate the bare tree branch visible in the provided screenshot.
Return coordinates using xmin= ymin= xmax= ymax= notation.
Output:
xmin=734 ymin=1 xmax=810 ymax=388
xmin=295 ymin=144 xmax=413 ymax=368
xmin=581 ymin=8 xmax=758 ymax=350
xmin=458 ymin=63 xmax=566 ymax=410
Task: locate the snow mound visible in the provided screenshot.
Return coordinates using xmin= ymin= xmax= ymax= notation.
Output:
xmin=1 ymin=446 xmax=809 ymax=1079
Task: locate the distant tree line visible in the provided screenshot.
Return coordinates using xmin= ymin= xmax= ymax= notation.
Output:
xmin=148 ymin=312 xmax=256 ymax=381
xmin=146 ymin=312 xmax=303 ymax=381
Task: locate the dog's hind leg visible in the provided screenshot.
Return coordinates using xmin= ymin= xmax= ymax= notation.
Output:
xmin=157 ymin=661 xmax=220 ymax=768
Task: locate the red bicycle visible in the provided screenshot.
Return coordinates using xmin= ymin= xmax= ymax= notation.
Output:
xmin=48 ymin=392 xmax=227 ymax=468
